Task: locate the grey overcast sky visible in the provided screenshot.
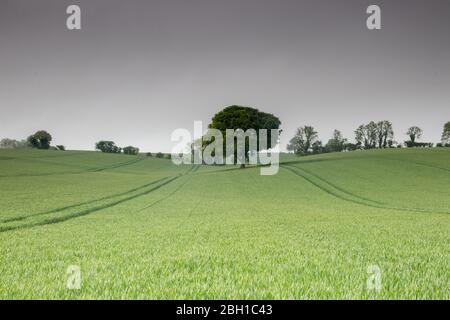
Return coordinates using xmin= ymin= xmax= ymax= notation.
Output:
xmin=1 ymin=0 xmax=449 ymax=152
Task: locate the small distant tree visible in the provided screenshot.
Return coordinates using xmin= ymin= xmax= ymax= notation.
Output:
xmin=155 ymin=152 xmax=164 ymax=158
xmin=165 ymin=154 xmax=172 ymax=160
xmin=95 ymin=141 xmax=121 ymax=153
xmin=287 ymin=126 xmax=319 ymax=155
xmin=441 ymin=121 xmax=450 ymax=146
xmin=27 ymin=131 xmax=52 ymax=149
xmin=355 ymin=122 xmax=377 ymax=149
xmin=406 ymin=126 xmax=423 ymax=144
xmin=325 ymin=129 xmax=347 ymax=152
xmin=146 ymin=152 xmax=152 ymax=157
xmin=56 ymin=145 xmax=66 ymax=151
xmin=123 ymin=146 xmax=139 ymax=155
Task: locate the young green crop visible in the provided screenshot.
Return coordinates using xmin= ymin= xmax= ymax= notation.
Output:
xmin=0 ymin=148 xmax=449 ymax=299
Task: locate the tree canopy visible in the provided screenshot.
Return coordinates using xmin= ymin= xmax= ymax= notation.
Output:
xmin=207 ymin=105 xmax=281 ymax=165
xmin=95 ymin=141 xmax=121 ymax=153
xmin=27 ymin=130 xmax=52 ymax=149
xmin=209 ymin=105 xmax=281 ymax=148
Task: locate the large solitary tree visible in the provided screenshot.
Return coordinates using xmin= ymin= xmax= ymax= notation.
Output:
xmin=207 ymin=105 xmax=281 ymax=165
xmin=406 ymin=126 xmax=423 ymax=144
xmin=287 ymin=126 xmax=318 ymax=155
xmin=27 ymin=130 xmax=52 ymax=149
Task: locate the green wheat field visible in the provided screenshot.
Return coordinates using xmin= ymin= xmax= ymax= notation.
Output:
xmin=0 ymin=148 xmax=449 ymax=299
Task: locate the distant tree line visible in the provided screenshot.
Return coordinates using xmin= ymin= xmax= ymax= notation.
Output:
xmin=2 ymin=119 xmax=450 ymax=157
xmin=287 ymin=121 xmax=450 ymax=156
xmin=94 ymin=140 xmax=173 ymax=158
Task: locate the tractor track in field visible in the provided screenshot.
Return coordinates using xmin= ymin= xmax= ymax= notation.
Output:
xmin=0 ymin=176 xmax=171 ymax=223
xmin=134 ymin=177 xmax=191 ymax=213
xmin=281 ymin=164 xmax=449 ymax=215
xmin=282 ymin=164 xmax=385 ymax=208
xmin=0 ymin=164 xmax=200 ymax=233
xmin=0 ymin=156 xmax=145 ymax=178
xmin=90 ymin=157 xmax=145 ymax=172
xmin=291 ymin=165 xmax=386 ymax=205
xmin=0 ymin=176 xmax=181 ymax=233
xmin=134 ymin=165 xmax=200 ymax=212
xmin=1 ymin=164 xmax=198 ymax=223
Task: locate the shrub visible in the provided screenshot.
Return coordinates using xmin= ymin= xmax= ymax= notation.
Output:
xmin=404 ymin=141 xmax=433 ymax=148
xmin=56 ymin=145 xmax=66 ymax=151
xmin=155 ymin=152 xmax=164 ymax=158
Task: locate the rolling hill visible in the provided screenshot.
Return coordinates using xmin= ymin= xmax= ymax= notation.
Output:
xmin=0 ymin=148 xmax=449 ymax=299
